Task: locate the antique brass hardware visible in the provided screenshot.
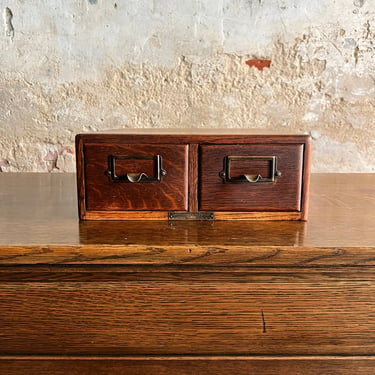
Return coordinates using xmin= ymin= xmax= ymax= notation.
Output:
xmin=168 ymin=212 xmax=215 ymax=220
xmin=219 ymin=155 xmax=281 ymax=184
xmin=106 ymin=154 xmax=167 ymax=183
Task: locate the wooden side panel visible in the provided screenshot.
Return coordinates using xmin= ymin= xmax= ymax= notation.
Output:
xmin=75 ymin=136 xmax=86 ymax=220
xmin=300 ymin=136 xmax=312 ymax=220
xmin=83 ymin=144 xmax=188 ymax=212
xmin=199 ymin=144 xmax=304 ymax=212
xmin=2 ymin=357 xmax=375 ymax=375
xmin=1 ymin=278 xmax=375 ymax=355
xmin=188 ymin=143 xmax=199 ymax=212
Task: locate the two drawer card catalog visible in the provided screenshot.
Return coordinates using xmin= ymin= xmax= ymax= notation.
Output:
xmin=76 ymin=129 xmax=311 ymax=220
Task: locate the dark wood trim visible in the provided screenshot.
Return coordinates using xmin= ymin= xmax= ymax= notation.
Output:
xmin=75 ymin=136 xmax=86 ymax=220
xmin=300 ymin=136 xmax=312 ymax=221
xmin=188 ymin=143 xmax=199 ymax=212
xmin=76 ymin=133 xmax=311 ymax=145
xmin=2 ymin=246 xmax=375 ymax=266
xmin=1 ymin=267 xmax=375 ymax=282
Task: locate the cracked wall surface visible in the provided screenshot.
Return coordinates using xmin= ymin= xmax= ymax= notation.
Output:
xmin=0 ymin=0 xmax=374 ymax=172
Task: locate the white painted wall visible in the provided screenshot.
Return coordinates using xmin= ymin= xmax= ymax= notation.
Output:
xmin=0 ymin=0 xmax=374 ymax=172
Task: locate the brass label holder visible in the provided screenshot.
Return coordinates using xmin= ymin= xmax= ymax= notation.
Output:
xmin=168 ymin=212 xmax=215 ymax=221
xmin=219 ymin=155 xmax=281 ymax=184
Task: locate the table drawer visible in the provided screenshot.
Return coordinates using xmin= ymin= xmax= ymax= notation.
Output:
xmin=1 ymin=275 xmax=373 ymax=355
xmin=2 ymin=358 xmax=375 ymax=375
xmin=199 ymin=144 xmax=304 ymax=212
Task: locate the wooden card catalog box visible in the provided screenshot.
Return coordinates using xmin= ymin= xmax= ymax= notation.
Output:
xmin=76 ymin=129 xmax=311 ymax=220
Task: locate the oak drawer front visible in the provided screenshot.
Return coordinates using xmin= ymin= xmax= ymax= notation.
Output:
xmin=1 ymin=279 xmax=374 ymax=355
xmin=199 ymin=144 xmax=304 ymax=212
xmin=83 ymin=144 xmax=188 ymax=211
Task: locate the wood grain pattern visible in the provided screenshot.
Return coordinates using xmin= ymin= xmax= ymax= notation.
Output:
xmin=300 ymin=137 xmax=312 ymax=220
xmin=2 ymin=357 xmax=375 ymax=375
xmin=0 ymin=173 xmax=374 ymax=248
xmin=81 ymin=211 xmax=303 ymax=220
xmin=199 ymin=144 xmax=303 ymax=211
xmin=83 ymin=143 xmax=188 ymax=212
xmin=213 ymin=211 xmax=302 ymax=220
xmin=1 ymin=268 xmax=375 ymax=282
xmin=3 ymin=245 xmax=375 ymax=266
xmin=188 ymin=143 xmax=199 ymax=212
xmin=1 ymin=276 xmax=375 ymax=355
xmin=83 ymin=211 xmax=170 ymax=220
xmin=0 ymin=173 xmax=374 ymax=373
xmin=75 ymin=135 xmax=86 ymax=220
xmin=76 ymin=132 xmax=311 ymax=145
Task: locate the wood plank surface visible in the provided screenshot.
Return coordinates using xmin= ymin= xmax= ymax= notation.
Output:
xmin=0 ymin=173 xmax=373 ymax=249
xmin=2 ymin=357 xmax=375 ymax=375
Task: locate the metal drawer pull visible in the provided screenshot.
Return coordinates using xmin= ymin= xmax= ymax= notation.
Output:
xmin=219 ymin=156 xmax=281 ymax=184
xmin=105 ymin=155 xmax=167 ymax=183
xmin=126 ymin=172 xmax=150 ymax=183
xmin=243 ymin=174 xmax=262 ymax=183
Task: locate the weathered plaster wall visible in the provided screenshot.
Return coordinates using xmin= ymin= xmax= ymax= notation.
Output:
xmin=0 ymin=0 xmax=374 ymax=172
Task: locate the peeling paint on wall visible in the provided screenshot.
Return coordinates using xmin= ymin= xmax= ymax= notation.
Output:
xmin=353 ymin=0 xmax=365 ymax=8
xmin=3 ymin=7 xmax=14 ymax=40
xmin=0 ymin=0 xmax=374 ymax=172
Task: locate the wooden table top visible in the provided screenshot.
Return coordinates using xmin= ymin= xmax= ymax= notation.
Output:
xmin=0 ymin=173 xmax=374 ymax=266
